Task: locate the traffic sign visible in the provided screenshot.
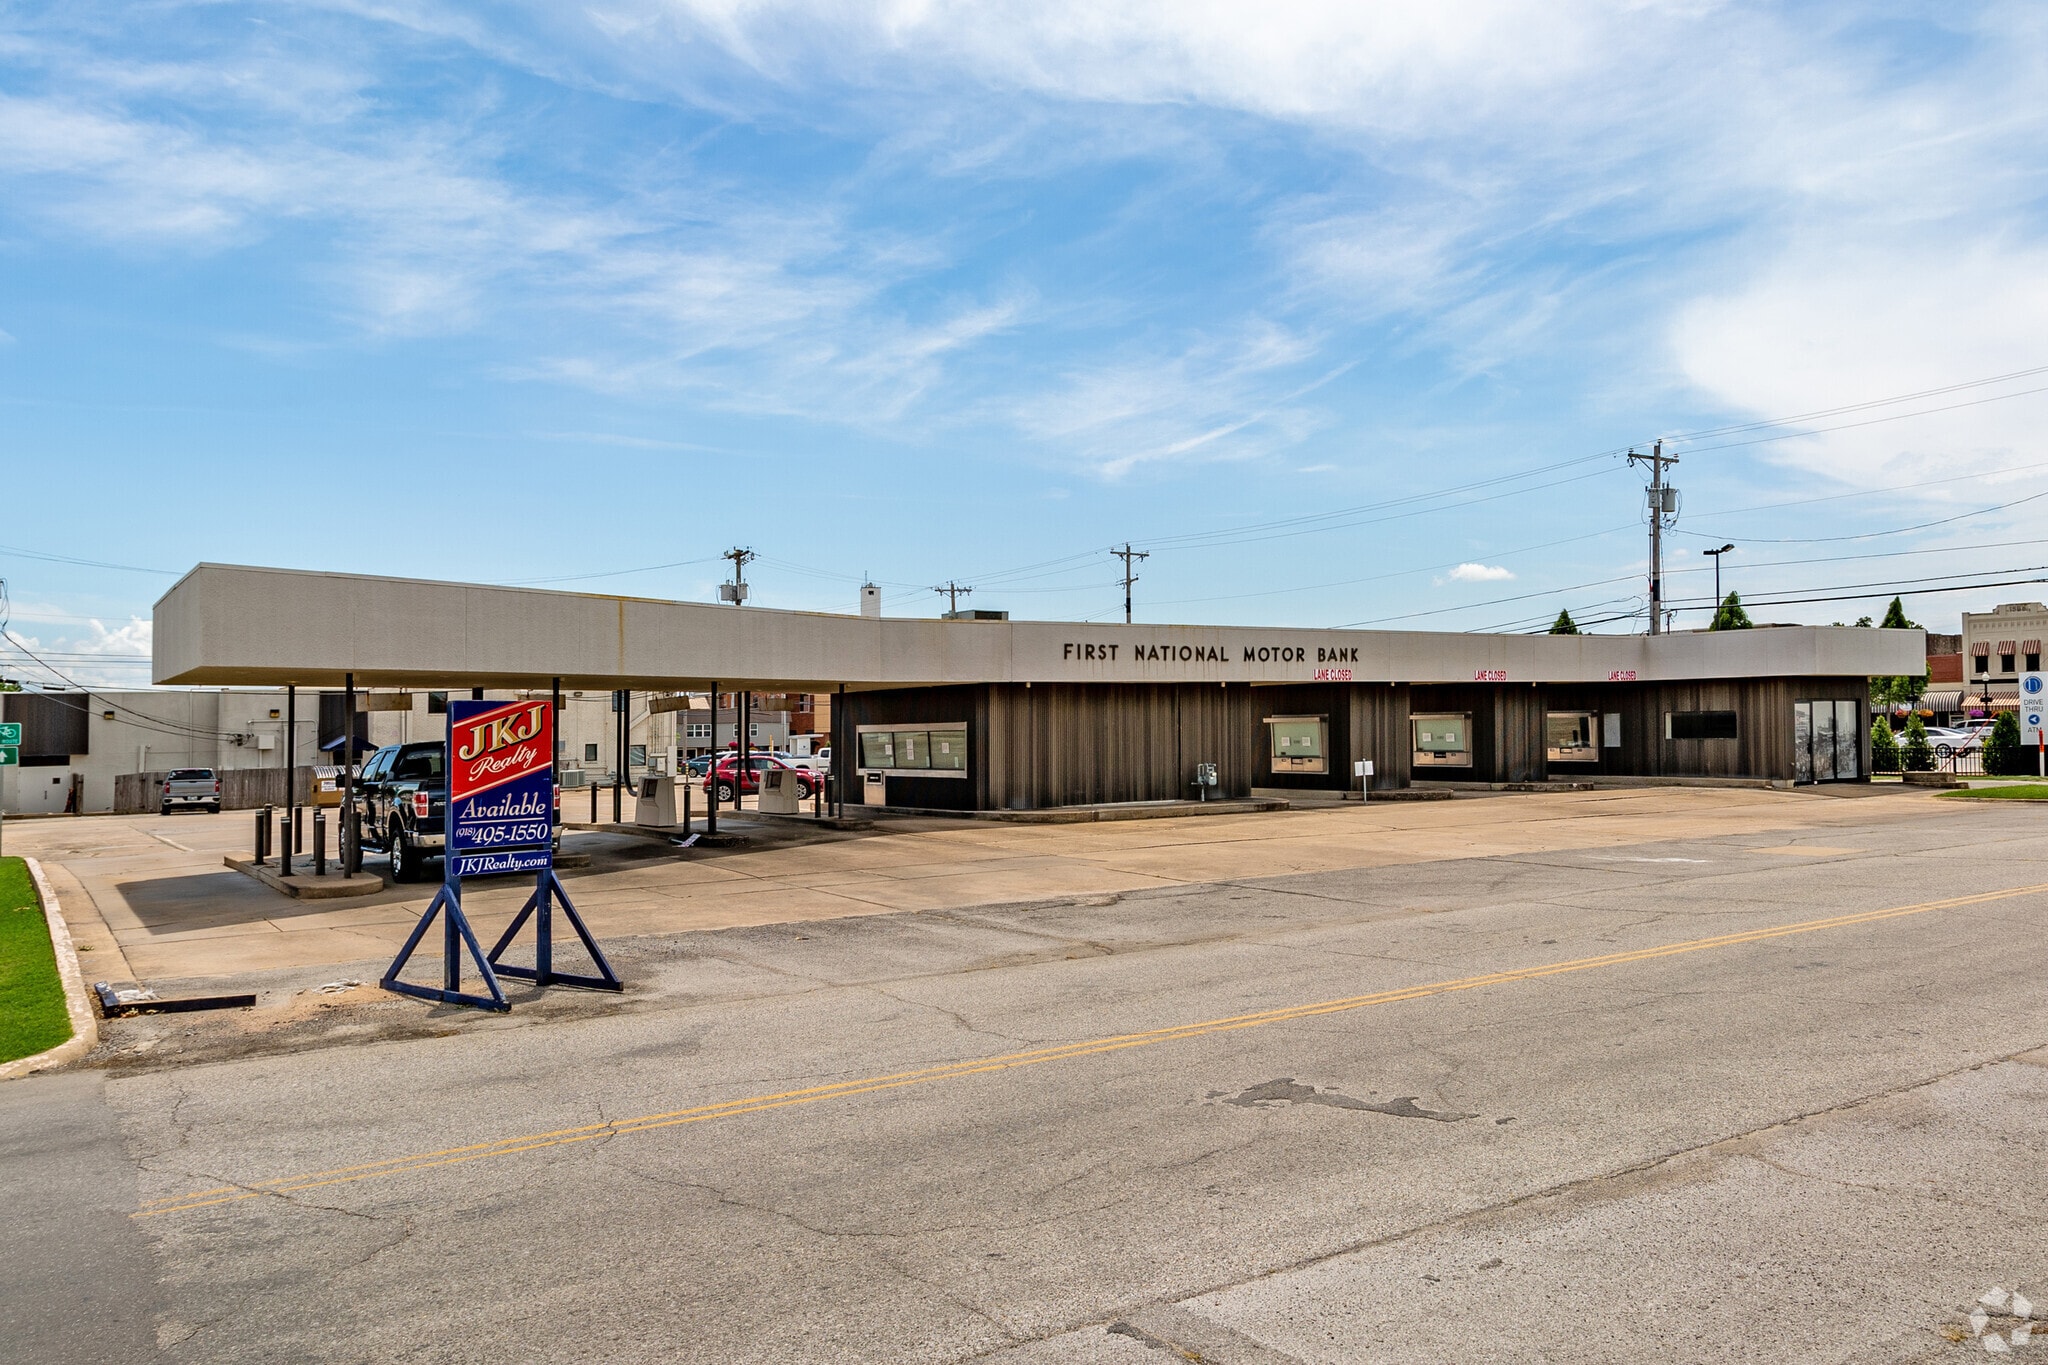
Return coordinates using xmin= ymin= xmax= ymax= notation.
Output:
xmin=0 ymin=746 xmax=17 ymax=767
xmin=2024 ymin=673 xmax=2045 ymax=745
xmin=0 ymin=722 xmax=19 ymax=745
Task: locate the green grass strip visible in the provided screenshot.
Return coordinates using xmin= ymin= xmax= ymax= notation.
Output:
xmin=1938 ymin=784 xmax=2048 ymax=801
xmin=0 ymin=857 xmax=73 ymax=1065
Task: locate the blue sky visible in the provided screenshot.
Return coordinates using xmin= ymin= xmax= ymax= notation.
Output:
xmin=4 ymin=1 xmax=2048 ymax=684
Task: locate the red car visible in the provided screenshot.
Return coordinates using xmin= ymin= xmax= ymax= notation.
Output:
xmin=703 ymin=754 xmax=820 ymax=803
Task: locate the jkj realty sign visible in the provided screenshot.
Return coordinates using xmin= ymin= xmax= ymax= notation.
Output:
xmin=446 ymin=698 xmax=554 ymax=879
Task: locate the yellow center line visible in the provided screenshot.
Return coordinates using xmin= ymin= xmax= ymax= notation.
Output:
xmin=136 ymin=881 xmax=2048 ymax=1218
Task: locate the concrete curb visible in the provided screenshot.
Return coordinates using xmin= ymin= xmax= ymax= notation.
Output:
xmin=0 ymin=857 xmax=101 ymax=1082
xmin=223 ymin=855 xmax=387 ymax=899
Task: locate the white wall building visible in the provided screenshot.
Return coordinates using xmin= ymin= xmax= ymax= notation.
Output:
xmin=0 ymin=685 xmax=675 ymax=815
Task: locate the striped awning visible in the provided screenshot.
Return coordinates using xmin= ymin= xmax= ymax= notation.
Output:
xmin=2026 ymin=639 xmax=2042 ymax=653
xmin=1919 ymin=691 xmax=1962 ymax=711
xmin=1998 ymin=639 xmax=2017 ymax=653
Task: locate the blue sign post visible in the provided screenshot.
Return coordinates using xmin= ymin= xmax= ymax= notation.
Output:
xmin=382 ymin=698 xmax=621 ymax=1011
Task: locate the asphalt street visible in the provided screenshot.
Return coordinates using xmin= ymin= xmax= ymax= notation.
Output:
xmin=4 ymin=793 xmax=2045 ymax=1363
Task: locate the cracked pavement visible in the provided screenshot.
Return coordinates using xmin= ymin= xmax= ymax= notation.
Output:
xmin=2 ymin=789 xmax=2045 ymax=1362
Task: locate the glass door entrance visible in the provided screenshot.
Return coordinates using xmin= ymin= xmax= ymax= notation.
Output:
xmin=1794 ymin=700 xmax=1862 ymax=783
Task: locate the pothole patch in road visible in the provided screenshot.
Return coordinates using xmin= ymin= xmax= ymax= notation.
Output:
xmin=1213 ymin=1078 xmax=1476 ymax=1122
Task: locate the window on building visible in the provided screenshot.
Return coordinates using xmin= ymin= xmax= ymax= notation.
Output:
xmin=856 ymin=725 xmax=968 ymax=776
xmin=2029 ymin=651 xmax=2042 ymax=673
xmin=684 ymin=722 xmax=712 ymax=740
xmin=2001 ymin=652 xmax=2017 ymax=673
xmin=1265 ymin=716 xmax=1328 ymax=774
xmin=584 ymin=743 xmax=599 ymax=762
xmin=1412 ymin=713 xmax=1472 ymax=768
xmin=1665 ymin=711 xmax=1739 ymax=740
xmin=427 ymin=691 xmax=448 ymax=715
xmin=1545 ymin=712 xmax=1598 ymax=763
xmin=628 ymin=745 xmax=646 ymax=767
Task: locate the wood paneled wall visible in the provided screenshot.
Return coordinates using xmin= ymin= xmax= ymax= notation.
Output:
xmin=841 ymin=675 xmax=1875 ymax=809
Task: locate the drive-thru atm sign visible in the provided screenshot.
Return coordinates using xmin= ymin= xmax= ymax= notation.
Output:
xmin=447 ymin=698 xmax=554 ymax=878
xmin=2023 ymin=673 xmax=2044 ymax=745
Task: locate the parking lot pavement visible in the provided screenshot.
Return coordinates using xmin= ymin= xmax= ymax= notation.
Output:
xmin=0 ymin=791 xmax=2039 ymax=1362
xmin=3 ymin=784 xmax=1953 ymax=989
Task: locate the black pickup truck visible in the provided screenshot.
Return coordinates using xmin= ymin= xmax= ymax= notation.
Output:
xmin=348 ymin=741 xmax=447 ymax=882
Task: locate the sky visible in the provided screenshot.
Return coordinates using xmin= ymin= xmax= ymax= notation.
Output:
xmin=3 ymin=0 xmax=2047 ymax=687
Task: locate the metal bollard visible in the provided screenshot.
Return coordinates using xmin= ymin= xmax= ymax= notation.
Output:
xmin=313 ymin=809 xmax=327 ymax=876
xmin=814 ymin=781 xmax=823 ymax=819
xmin=255 ymin=807 xmax=270 ymax=864
xmin=280 ymin=811 xmax=293 ymax=877
xmin=681 ymin=779 xmax=692 ymax=835
xmin=293 ymin=805 xmax=304 ymax=854
xmin=590 ymin=782 xmax=598 ymax=822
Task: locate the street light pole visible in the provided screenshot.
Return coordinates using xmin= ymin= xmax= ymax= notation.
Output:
xmin=1703 ymin=543 xmax=1734 ymax=623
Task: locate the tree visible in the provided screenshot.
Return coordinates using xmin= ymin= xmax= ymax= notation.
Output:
xmin=1899 ymin=714 xmax=1934 ymax=772
xmin=1710 ymin=591 xmax=1753 ymax=631
xmin=1983 ymin=712 xmax=2027 ymax=776
xmin=1869 ymin=596 xmax=1926 ymax=708
xmin=1869 ymin=715 xmax=1899 ymax=772
xmin=1549 ymin=609 xmax=1580 ymax=635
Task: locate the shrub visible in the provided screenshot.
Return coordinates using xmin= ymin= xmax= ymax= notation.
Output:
xmin=1869 ymin=715 xmax=1899 ymax=772
xmin=1983 ymin=712 xmax=2028 ymax=776
xmin=1899 ymin=715 xmax=1934 ymax=772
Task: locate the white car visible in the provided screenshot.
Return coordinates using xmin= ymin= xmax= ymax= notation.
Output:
xmin=1919 ymin=726 xmax=1980 ymax=759
xmin=774 ymin=750 xmax=830 ymax=773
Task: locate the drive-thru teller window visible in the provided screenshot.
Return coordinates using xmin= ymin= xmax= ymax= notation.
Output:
xmin=1412 ymin=713 xmax=1472 ymax=768
xmin=1265 ymin=716 xmax=1328 ymax=774
xmin=1546 ymin=711 xmax=1598 ymax=763
xmin=857 ymin=724 xmax=969 ymax=778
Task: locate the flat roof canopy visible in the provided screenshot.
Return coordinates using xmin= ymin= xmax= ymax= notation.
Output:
xmin=153 ymin=563 xmax=1925 ymax=691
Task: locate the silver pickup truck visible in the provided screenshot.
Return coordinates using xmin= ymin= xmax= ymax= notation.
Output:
xmin=161 ymin=767 xmax=221 ymax=815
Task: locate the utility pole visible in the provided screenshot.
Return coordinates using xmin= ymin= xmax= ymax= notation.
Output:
xmin=1112 ymin=544 xmax=1149 ymax=625
xmin=933 ymin=582 xmax=973 ymax=616
xmin=721 ymin=547 xmax=754 ymax=605
xmin=1626 ymin=442 xmax=1679 ymax=635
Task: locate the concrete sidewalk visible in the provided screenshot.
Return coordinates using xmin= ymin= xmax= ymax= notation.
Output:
xmin=6 ymin=784 xmax=1941 ymax=986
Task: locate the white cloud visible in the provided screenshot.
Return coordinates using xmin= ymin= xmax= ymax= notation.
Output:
xmin=1443 ymin=562 xmax=1514 ymax=583
xmin=3 ymin=615 xmax=153 ymax=688
xmin=1000 ymin=322 xmax=1342 ymax=477
xmin=1670 ymin=238 xmax=2048 ymax=487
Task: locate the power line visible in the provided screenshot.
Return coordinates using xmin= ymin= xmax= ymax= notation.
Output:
xmin=0 ymin=544 xmax=177 ymax=575
xmin=1569 ymin=574 xmax=2048 ymax=625
xmin=502 ymin=556 xmax=722 ymax=586
xmin=1661 ymin=362 xmax=2048 ymax=444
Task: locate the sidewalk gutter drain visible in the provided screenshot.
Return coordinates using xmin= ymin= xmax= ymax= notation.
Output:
xmin=93 ymin=982 xmax=257 ymax=1019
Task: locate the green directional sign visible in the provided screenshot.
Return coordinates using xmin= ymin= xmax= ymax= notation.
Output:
xmin=0 ymin=723 xmax=18 ymax=746
xmin=0 ymin=746 xmax=17 ymax=767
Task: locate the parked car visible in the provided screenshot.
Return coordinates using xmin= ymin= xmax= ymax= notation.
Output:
xmin=702 ymin=755 xmax=820 ymax=803
xmin=160 ymin=768 xmax=220 ymax=815
xmin=682 ymin=754 xmax=717 ymax=778
xmin=776 ymin=750 xmax=830 ymax=773
xmin=348 ymin=741 xmax=448 ymax=882
xmin=1920 ymin=726 xmax=1982 ymax=760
